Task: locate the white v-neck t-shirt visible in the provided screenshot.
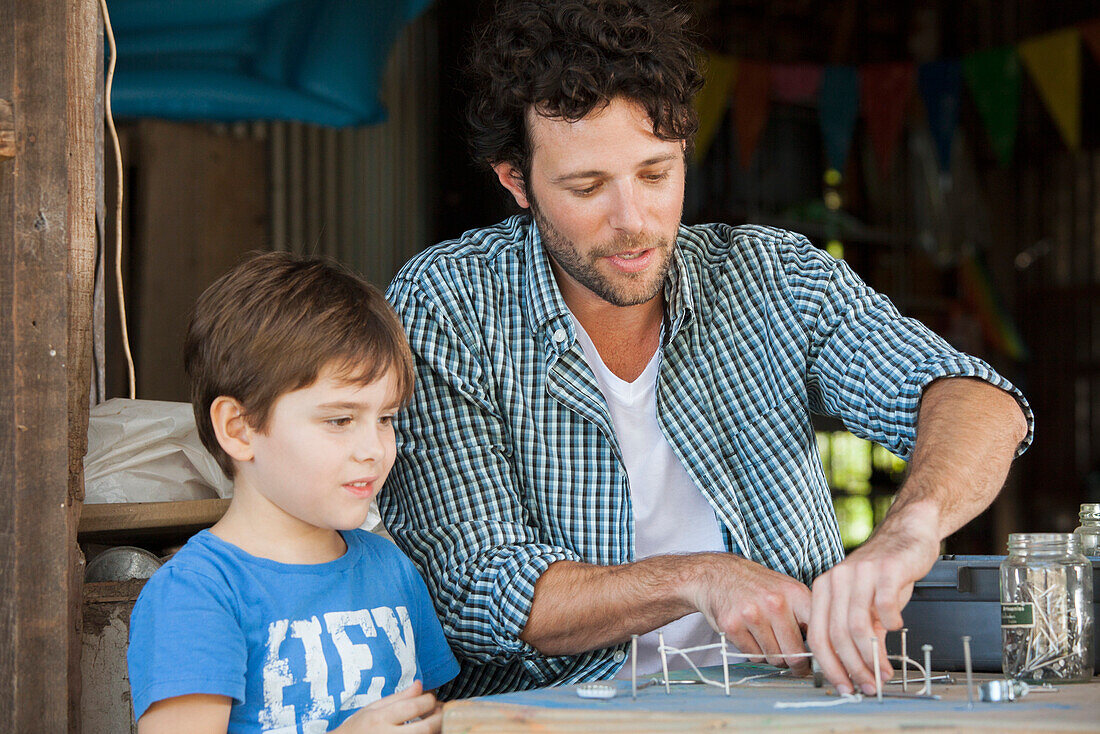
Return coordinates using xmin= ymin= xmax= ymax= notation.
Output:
xmin=569 ymin=314 xmax=727 ymax=677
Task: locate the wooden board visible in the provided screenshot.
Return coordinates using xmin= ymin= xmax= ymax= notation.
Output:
xmin=0 ymin=4 xmax=15 ymax=727
xmin=0 ymin=0 xmax=97 ymax=730
xmin=131 ymin=120 xmax=267 ymax=402
xmin=82 ymin=579 xmax=145 ymax=734
xmin=78 ymin=499 xmax=230 ymax=544
xmin=444 ymin=669 xmax=1100 ymax=733
xmin=0 ymin=99 xmax=13 ymax=160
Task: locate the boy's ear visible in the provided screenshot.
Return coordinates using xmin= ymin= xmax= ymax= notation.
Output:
xmin=492 ymin=162 xmax=530 ymax=209
xmin=209 ymin=396 xmax=255 ymax=464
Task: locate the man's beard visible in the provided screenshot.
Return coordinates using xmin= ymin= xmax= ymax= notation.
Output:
xmin=530 ymin=202 xmax=675 ymax=308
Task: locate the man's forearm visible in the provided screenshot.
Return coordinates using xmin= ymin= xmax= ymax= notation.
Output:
xmin=883 ymin=377 xmax=1029 ymax=542
xmin=519 ymin=550 xmax=814 ymax=663
xmin=519 ymin=556 xmax=702 ymax=655
xmin=806 ymin=376 xmax=1029 ymax=695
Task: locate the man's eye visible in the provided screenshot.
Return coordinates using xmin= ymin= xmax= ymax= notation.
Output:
xmin=572 ymin=183 xmax=600 ymax=196
xmin=643 ymin=172 xmax=669 ymax=183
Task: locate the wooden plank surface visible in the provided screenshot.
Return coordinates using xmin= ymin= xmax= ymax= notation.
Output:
xmin=0 ymin=1 xmax=91 ymax=731
xmin=0 ymin=2 xmax=97 ymax=729
xmin=11 ymin=0 xmax=74 ymax=726
xmin=67 ymin=0 xmax=98 ymax=728
xmin=132 ymin=120 xmax=267 ymax=402
xmin=83 ymin=579 xmax=148 ymax=605
xmin=79 ymin=498 xmax=230 ymax=540
xmin=444 ymin=671 xmax=1100 ymax=733
xmin=0 ymin=98 xmax=12 ymax=160
xmin=0 ymin=0 xmax=16 ymax=728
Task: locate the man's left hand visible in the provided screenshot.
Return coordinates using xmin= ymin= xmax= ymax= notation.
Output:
xmin=808 ymin=378 xmax=1028 ymax=695
xmin=806 ymin=502 xmax=941 ymax=695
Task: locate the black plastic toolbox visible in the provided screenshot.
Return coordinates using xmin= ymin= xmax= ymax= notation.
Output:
xmin=884 ymin=555 xmax=1099 ymax=673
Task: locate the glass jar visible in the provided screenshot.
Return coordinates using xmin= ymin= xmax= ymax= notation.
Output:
xmin=1074 ymin=503 xmax=1100 ymax=556
xmin=1000 ymin=533 xmax=1094 ymax=682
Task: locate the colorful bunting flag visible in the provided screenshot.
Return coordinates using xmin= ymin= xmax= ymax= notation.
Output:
xmin=962 ymin=46 xmax=1021 ymax=167
xmin=1018 ymin=28 xmax=1082 ymax=150
xmin=770 ymin=63 xmax=824 ymax=104
xmin=819 ymin=66 xmax=859 ymax=173
xmin=693 ymin=52 xmax=738 ymax=163
xmin=918 ymin=60 xmax=962 ymax=173
xmin=860 ymin=62 xmax=914 ymax=177
xmin=959 ymin=253 xmax=1028 ymax=360
xmin=733 ymin=61 xmax=771 ymax=169
xmin=689 ymin=16 xmax=1099 ymax=172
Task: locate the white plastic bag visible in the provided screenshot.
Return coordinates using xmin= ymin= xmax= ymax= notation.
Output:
xmin=83 ymin=398 xmax=231 ymax=503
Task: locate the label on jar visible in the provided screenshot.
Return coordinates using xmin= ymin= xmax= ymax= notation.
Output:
xmin=1001 ymin=602 xmax=1035 ymax=628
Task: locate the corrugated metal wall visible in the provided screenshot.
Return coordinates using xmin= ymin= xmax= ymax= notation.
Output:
xmin=260 ymin=8 xmax=439 ymax=289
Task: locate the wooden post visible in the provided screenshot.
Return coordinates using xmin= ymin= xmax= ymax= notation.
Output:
xmin=0 ymin=0 xmax=98 ymax=730
xmin=0 ymin=99 xmax=14 ymax=160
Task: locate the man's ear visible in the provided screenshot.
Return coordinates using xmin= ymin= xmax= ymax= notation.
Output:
xmin=492 ymin=162 xmax=530 ymax=209
xmin=210 ymin=396 xmax=255 ymax=464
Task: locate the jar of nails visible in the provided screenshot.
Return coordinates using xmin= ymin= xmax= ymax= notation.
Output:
xmin=1000 ymin=533 xmax=1094 ymax=682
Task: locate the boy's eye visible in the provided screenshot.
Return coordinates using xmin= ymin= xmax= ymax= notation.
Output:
xmin=326 ymin=417 xmax=352 ymax=428
xmin=379 ymin=414 xmax=395 ymax=426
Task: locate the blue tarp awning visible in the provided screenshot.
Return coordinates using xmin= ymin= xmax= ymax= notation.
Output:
xmin=107 ymin=0 xmax=434 ymax=126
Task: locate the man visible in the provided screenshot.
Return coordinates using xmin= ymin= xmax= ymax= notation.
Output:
xmin=380 ymin=0 xmax=1032 ymax=699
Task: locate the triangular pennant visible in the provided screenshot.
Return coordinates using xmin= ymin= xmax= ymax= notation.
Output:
xmin=771 ymin=63 xmax=824 ymax=104
xmin=918 ymin=60 xmax=962 ymax=173
xmin=962 ymin=47 xmax=1021 ymax=167
xmin=959 ymin=253 xmax=1028 ymax=361
xmin=1080 ymin=19 xmax=1100 ymax=66
xmin=1018 ymin=28 xmax=1081 ymax=150
xmin=733 ymin=61 xmax=771 ymax=169
xmin=693 ymin=53 xmax=738 ymax=163
xmin=819 ymin=66 xmax=859 ymax=172
xmin=860 ymin=62 xmax=914 ymax=177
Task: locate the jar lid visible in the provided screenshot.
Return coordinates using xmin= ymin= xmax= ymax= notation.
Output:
xmin=1007 ymin=532 xmax=1083 ymax=554
xmin=1081 ymin=503 xmax=1100 ymax=520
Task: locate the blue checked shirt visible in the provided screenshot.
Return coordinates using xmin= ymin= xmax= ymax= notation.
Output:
xmin=381 ymin=216 xmax=1034 ymax=699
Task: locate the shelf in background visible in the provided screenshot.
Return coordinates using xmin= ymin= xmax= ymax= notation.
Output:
xmin=78 ymin=498 xmax=230 ymax=545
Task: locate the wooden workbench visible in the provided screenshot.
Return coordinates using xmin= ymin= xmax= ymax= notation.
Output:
xmin=443 ymin=668 xmax=1100 ymax=733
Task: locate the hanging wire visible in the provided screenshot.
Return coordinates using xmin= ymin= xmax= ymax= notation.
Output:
xmin=99 ymin=0 xmax=136 ymax=399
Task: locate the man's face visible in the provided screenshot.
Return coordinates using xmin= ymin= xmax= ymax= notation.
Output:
xmin=495 ymin=96 xmax=686 ymax=309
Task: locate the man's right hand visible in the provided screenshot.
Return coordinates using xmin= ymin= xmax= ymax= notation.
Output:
xmin=521 ymin=553 xmax=812 ymax=675
xmin=687 ymin=552 xmax=813 ymax=675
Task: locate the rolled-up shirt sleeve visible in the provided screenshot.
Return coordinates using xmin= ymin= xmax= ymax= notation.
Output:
xmin=381 ymin=278 xmax=592 ymax=685
xmin=776 ymin=230 xmax=1034 ymax=459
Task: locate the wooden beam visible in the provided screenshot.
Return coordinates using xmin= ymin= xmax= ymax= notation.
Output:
xmin=0 ymin=99 xmax=12 ymax=160
xmin=0 ymin=0 xmax=97 ymax=730
xmin=0 ymin=0 xmax=16 ymax=728
xmin=78 ymin=498 xmax=230 ymax=545
xmin=67 ymin=0 xmax=99 ymax=729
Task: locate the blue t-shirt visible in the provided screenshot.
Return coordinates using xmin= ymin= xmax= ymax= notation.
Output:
xmin=128 ymin=529 xmax=459 ymax=732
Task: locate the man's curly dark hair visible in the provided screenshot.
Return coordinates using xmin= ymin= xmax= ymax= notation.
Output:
xmin=465 ymin=0 xmax=703 ymax=180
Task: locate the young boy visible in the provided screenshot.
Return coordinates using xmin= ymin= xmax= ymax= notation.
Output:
xmin=127 ymin=252 xmax=458 ymax=733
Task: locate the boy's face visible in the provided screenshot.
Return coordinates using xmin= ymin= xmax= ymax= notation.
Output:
xmin=234 ymin=365 xmax=400 ymax=534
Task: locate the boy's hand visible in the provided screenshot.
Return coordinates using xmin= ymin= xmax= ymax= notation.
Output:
xmin=335 ymin=680 xmax=443 ymax=734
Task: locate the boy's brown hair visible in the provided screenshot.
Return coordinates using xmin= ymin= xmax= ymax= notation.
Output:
xmin=184 ymin=251 xmax=414 ymax=478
